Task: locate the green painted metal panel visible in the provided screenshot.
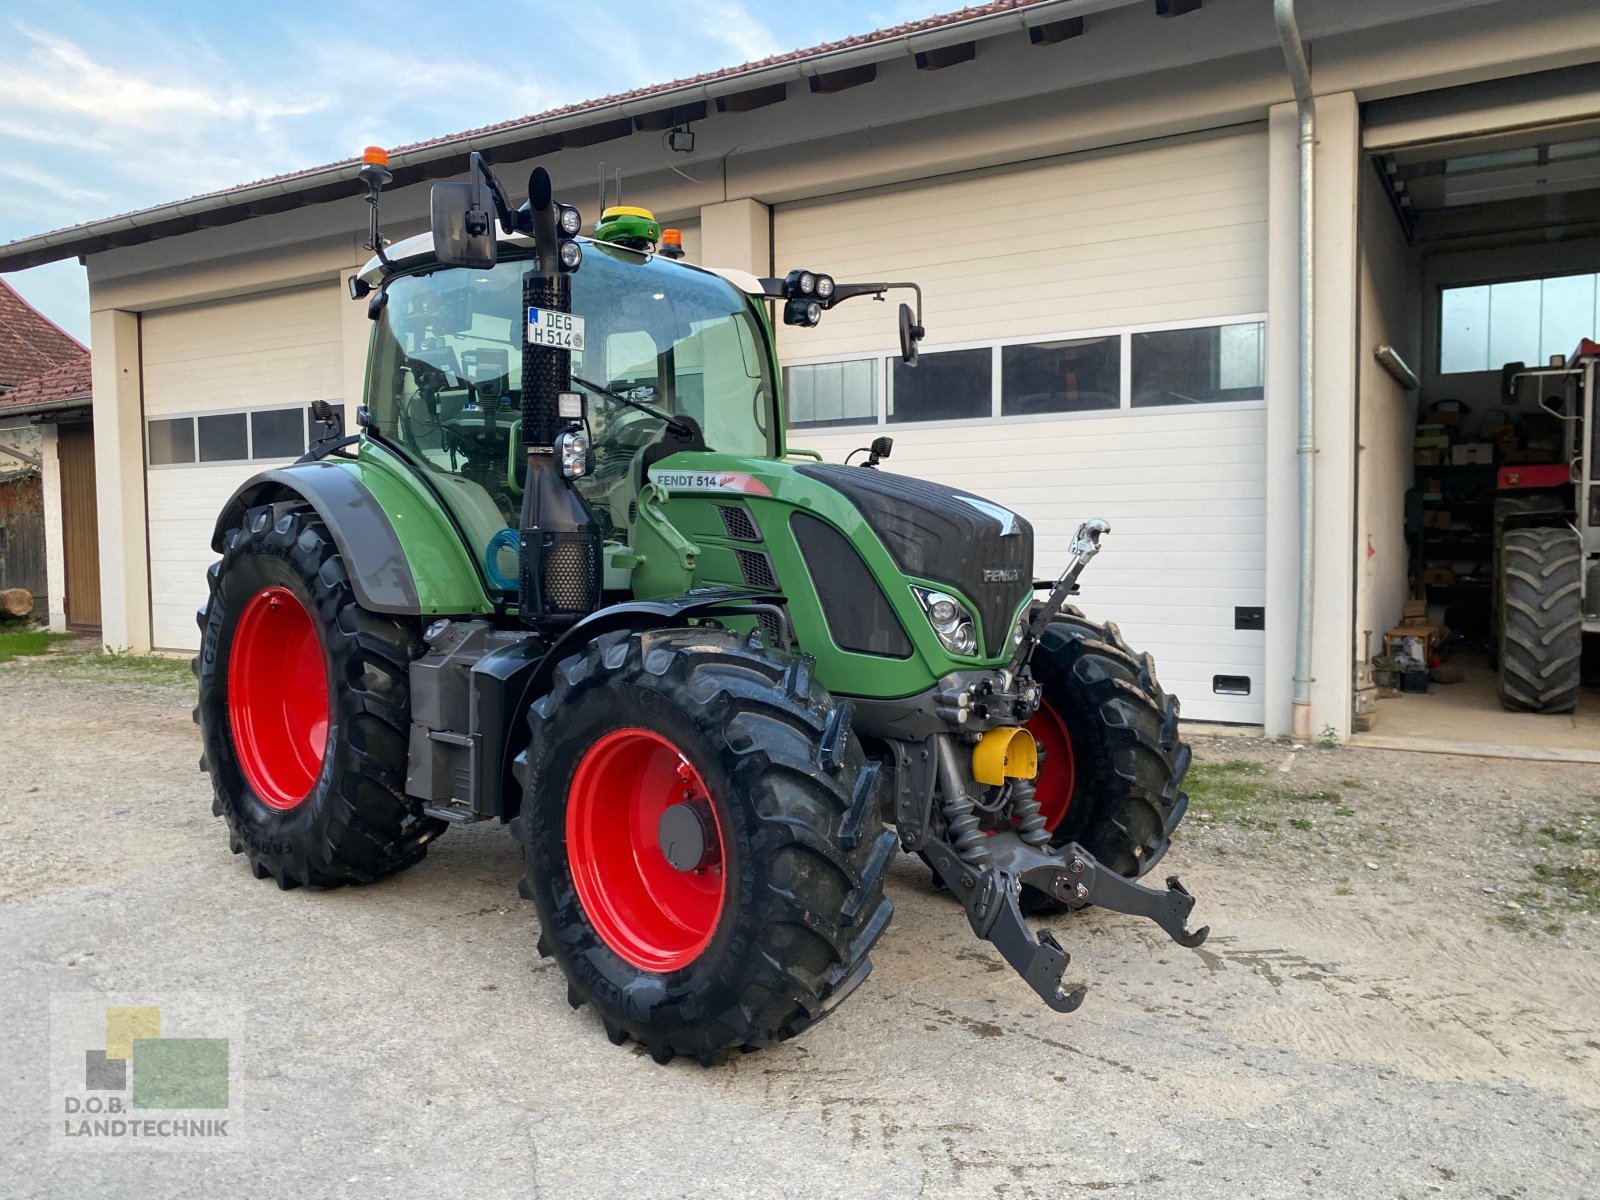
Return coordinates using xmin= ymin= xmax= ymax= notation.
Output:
xmin=634 ymin=450 xmax=1029 ymax=699
xmin=334 ymin=441 xmax=495 ymax=615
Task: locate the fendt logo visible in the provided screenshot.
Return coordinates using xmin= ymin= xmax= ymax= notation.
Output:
xmin=982 ymin=568 xmax=1021 ymax=582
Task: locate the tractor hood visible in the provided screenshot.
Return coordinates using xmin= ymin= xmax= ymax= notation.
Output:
xmin=796 ymin=464 xmax=1033 ymax=658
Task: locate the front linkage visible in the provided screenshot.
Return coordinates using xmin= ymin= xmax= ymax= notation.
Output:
xmin=907 ymin=519 xmax=1208 ymax=1011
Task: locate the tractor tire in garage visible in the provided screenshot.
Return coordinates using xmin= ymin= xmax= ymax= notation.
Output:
xmin=517 ymin=627 xmax=897 ymax=1066
xmin=195 ymin=502 xmax=446 ymax=888
xmin=1498 ymin=525 xmax=1583 ymax=714
xmin=1019 ymin=609 xmax=1191 ymax=911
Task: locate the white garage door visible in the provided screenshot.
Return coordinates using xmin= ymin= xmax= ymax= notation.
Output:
xmin=776 ymin=129 xmax=1269 ymax=722
xmin=142 ymin=284 xmax=343 ymax=651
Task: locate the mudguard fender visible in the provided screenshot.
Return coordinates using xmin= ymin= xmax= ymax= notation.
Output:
xmin=211 ymin=462 xmax=419 ymax=614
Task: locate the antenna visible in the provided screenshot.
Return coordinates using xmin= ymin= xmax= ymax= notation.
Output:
xmin=597 ymin=161 xmax=607 ymax=214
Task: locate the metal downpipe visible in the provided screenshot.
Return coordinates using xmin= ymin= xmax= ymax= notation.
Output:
xmin=1275 ymin=0 xmax=1317 ymax=742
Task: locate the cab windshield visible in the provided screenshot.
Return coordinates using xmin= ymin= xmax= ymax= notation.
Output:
xmin=367 ymin=242 xmax=777 ymax=566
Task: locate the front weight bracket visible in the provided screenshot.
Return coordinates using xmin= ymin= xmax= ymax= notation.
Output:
xmin=925 ymin=830 xmax=1209 ymax=1014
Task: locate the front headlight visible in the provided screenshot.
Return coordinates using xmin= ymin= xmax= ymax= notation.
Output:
xmin=558 ymin=427 xmax=590 ymax=478
xmin=913 ymin=586 xmax=979 ymax=656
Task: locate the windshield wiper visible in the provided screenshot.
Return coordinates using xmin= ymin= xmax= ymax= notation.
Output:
xmin=571 ymin=375 xmax=694 ymax=439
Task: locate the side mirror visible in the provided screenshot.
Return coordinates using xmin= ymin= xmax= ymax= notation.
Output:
xmin=431 ymin=180 xmax=497 ymax=270
xmin=898 ymin=302 xmax=924 ymax=366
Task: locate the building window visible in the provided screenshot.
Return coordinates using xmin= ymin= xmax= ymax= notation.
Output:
xmin=890 ymin=348 xmax=991 ymax=423
xmin=1001 ymin=335 xmax=1120 ymax=415
xmin=784 ymin=359 xmax=877 ymax=428
xmin=1131 ymin=321 xmax=1265 ymax=407
xmin=251 ymin=407 xmax=309 ymax=459
xmin=147 ymin=417 xmax=196 ymax=466
xmin=1439 ymin=272 xmax=1599 ymax=374
xmin=197 ymin=413 xmax=249 ymax=462
xmin=147 ymin=405 xmax=315 ymax=467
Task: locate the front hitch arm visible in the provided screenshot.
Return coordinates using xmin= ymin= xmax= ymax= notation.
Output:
xmin=924 ymin=831 xmax=1209 ymax=1013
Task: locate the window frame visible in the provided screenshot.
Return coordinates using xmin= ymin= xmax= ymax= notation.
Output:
xmin=144 ymin=404 xmax=317 ymax=469
xmin=780 ymin=311 xmax=1268 ymax=433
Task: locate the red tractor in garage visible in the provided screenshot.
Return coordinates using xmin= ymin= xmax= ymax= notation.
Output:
xmin=1495 ymin=340 xmax=1600 ymax=713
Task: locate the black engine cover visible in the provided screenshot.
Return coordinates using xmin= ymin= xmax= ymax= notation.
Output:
xmin=798 ymin=464 xmax=1033 ymax=657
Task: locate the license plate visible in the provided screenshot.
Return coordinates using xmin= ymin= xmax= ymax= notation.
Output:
xmin=526 ymin=307 xmax=585 ymax=351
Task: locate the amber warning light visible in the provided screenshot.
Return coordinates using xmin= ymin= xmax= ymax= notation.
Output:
xmin=362 ymin=146 xmax=389 ymax=167
xmin=660 ymin=227 xmax=685 ymax=260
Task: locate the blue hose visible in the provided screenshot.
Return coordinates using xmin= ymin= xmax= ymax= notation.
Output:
xmin=484 ymin=527 xmax=521 ymax=593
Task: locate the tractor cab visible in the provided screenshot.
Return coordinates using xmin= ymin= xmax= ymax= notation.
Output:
xmin=360 ymin=236 xmax=778 ymax=597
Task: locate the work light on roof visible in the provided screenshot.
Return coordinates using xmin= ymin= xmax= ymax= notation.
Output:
xmin=784 ymin=297 xmax=823 ymax=327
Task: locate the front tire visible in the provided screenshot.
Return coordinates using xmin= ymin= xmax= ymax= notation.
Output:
xmin=1026 ymin=609 xmax=1191 ymax=879
xmin=195 ymin=502 xmax=446 ymax=888
xmin=517 ymin=627 xmax=897 ymax=1065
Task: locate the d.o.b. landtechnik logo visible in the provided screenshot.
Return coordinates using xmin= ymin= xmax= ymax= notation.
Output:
xmin=58 ymin=1003 xmax=229 ymax=1145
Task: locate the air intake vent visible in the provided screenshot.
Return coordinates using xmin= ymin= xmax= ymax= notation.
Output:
xmin=531 ymin=532 xmax=600 ymax=616
xmin=718 ymin=504 xmax=761 ymax=541
xmin=735 ymin=549 xmax=779 ymax=591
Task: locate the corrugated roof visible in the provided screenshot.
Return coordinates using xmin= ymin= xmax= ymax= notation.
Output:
xmin=0 ymin=279 xmax=88 ymax=390
xmin=0 ymin=354 xmax=92 ymax=412
xmin=0 ymin=0 xmax=1072 ymax=272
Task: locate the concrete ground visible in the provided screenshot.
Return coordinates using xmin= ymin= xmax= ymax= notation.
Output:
xmin=1353 ymin=649 xmax=1600 ymax=763
xmin=3 ymin=647 xmax=1598 ymax=1199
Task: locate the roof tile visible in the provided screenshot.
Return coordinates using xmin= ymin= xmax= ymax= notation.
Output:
xmin=0 ymin=353 xmax=92 ymax=412
xmin=0 ymin=279 xmax=87 ymax=390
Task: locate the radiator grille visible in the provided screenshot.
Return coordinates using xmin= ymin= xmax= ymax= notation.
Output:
xmin=718 ymin=504 xmax=761 ymax=541
xmin=735 ymin=549 xmax=779 ymax=591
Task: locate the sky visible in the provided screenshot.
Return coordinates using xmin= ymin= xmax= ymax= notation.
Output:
xmin=0 ymin=0 xmax=936 ymax=345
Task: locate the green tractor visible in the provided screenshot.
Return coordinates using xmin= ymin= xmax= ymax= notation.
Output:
xmin=195 ymin=151 xmax=1206 ymax=1065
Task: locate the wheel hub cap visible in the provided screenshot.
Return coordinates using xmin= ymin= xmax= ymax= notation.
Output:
xmin=226 ymin=585 xmax=329 ymax=811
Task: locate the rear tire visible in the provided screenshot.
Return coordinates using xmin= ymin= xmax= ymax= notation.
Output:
xmin=517 ymin=627 xmax=896 ymax=1065
xmin=1020 ymin=610 xmax=1190 ymax=911
xmin=195 ymin=502 xmax=446 ymax=888
xmin=1498 ymin=526 xmax=1583 ymax=713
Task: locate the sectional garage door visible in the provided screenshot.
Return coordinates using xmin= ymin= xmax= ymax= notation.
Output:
xmin=776 ymin=129 xmax=1269 ymax=723
xmin=141 ymin=284 xmax=343 ymax=650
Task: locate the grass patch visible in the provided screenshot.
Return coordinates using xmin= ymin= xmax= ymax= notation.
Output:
xmin=66 ymin=649 xmax=195 ymax=683
xmin=0 ymin=629 xmax=74 ymax=663
xmin=1186 ymin=758 xmax=1348 ymax=834
xmin=1495 ymin=804 xmax=1600 ymax=935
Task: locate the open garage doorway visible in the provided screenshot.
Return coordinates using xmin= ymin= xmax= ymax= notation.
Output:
xmin=1353 ymin=107 xmax=1600 ymax=761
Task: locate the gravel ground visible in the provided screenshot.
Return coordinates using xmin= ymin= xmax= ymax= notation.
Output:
xmin=2 ymin=645 xmax=1598 ymax=1198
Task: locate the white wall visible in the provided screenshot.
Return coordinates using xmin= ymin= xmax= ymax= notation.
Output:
xmin=1355 ymin=166 xmax=1421 ymax=660
xmin=40 ymin=424 xmax=66 ymax=632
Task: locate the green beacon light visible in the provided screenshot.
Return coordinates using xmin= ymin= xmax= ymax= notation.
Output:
xmin=594 ymin=205 xmax=661 ymax=252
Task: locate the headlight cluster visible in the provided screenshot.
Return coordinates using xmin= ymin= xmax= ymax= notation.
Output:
xmin=557 ymin=427 xmax=589 ymax=479
xmin=781 ymin=268 xmax=836 ymax=326
xmin=914 ymin=586 xmax=978 ymax=656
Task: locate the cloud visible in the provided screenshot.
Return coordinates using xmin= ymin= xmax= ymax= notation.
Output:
xmin=0 ymin=26 xmax=329 ymax=131
xmin=678 ymin=0 xmax=786 ymax=64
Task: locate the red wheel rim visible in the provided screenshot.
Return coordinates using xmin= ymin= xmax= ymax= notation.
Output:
xmin=227 ymin=585 xmax=329 ymax=812
xmin=566 ymin=728 xmax=728 ymax=973
xmin=1026 ymin=700 xmax=1077 ymax=832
